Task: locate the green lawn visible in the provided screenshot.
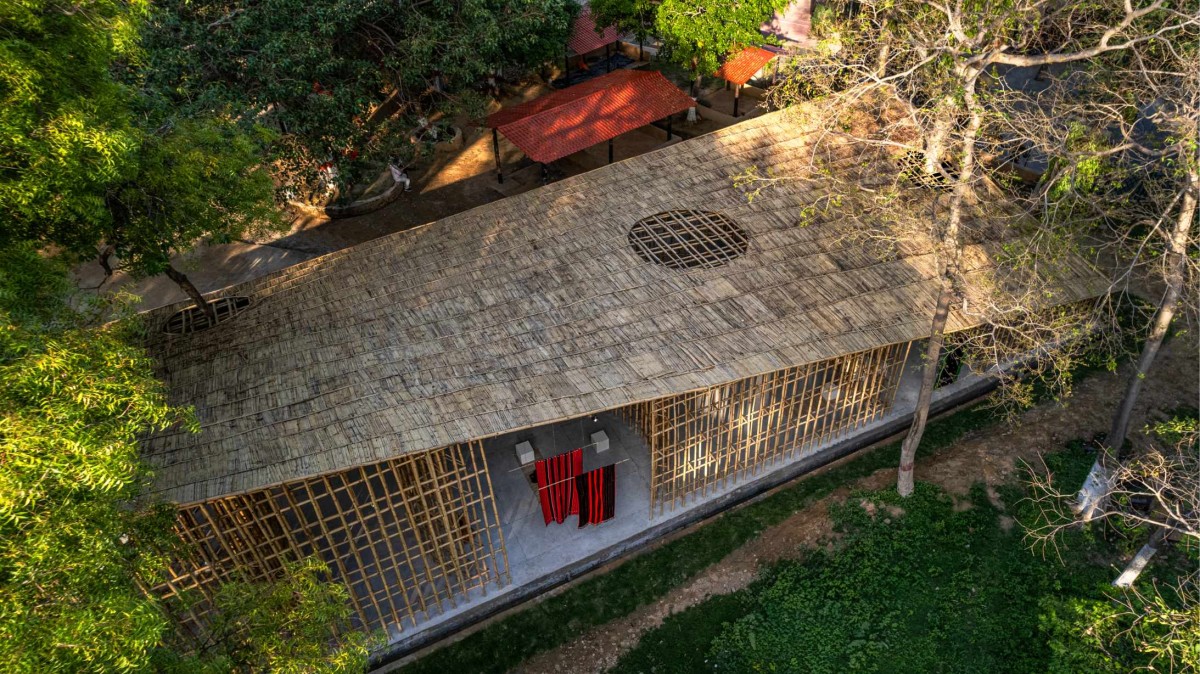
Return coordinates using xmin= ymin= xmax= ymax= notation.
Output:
xmin=611 ymin=444 xmax=1194 ymax=673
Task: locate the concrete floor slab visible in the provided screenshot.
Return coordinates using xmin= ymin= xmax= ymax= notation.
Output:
xmin=483 ymin=412 xmax=654 ymax=588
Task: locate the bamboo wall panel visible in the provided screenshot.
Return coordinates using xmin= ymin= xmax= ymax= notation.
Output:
xmin=155 ymin=440 xmax=508 ymax=636
xmin=624 ymin=342 xmax=911 ymax=515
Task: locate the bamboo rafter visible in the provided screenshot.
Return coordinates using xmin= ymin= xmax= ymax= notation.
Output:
xmin=162 ymin=296 xmax=251 ymax=335
xmin=628 ymin=210 xmax=751 ymax=270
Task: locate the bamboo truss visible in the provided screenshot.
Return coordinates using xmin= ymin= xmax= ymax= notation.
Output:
xmin=622 ymin=342 xmax=911 ymax=516
xmin=155 ymin=440 xmax=508 ymax=636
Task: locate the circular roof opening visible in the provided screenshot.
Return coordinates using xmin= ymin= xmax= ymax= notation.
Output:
xmin=629 ymin=210 xmax=749 ymax=270
xmin=899 ymin=151 xmax=952 ymax=192
xmin=164 ymin=296 xmax=251 ymax=335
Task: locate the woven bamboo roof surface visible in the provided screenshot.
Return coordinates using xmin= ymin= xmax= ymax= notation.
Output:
xmin=140 ymin=109 xmax=1106 ymax=504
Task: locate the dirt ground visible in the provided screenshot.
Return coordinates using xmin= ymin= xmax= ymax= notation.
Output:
xmin=266 ymin=68 xmax=712 ymax=255
xmin=73 ymin=65 xmax=732 ymax=309
xmin=514 ymin=336 xmax=1199 ymax=674
xmin=265 ymin=82 xmax=554 ymax=254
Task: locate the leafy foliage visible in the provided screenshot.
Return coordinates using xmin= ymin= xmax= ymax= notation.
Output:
xmin=153 ymin=559 xmax=376 ymax=674
xmin=1121 ymin=574 xmax=1200 ymax=672
xmin=142 ymin=0 xmax=577 ymax=192
xmin=697 ymin=452 xmax=1192 ymax=673
xmin=0 ymin=245 xmax=188 ymax=673
xmin=590 ymin=0 xmax=785 ymax=89
xmin=706 ymin=484 xmax=1100 ymax=673
xmin=606 ymin=590 xmax=758 ymax=674
xmin=1 ymin=0 xmax=282 ymax=285
xmin=106 ymin=117 xmax=282 ymax=279
xmin=1038 ymin=596 xmax=1134 ymax=674
xmin=0 ymin=0 xmax=143 ymax=250
xmin=0 ymin=248 xmax=371 ymax=672
xmin=655 ymin=0 xmax=785 ymax=82
xmin=589 ymin=0 xmax=657 ymax=43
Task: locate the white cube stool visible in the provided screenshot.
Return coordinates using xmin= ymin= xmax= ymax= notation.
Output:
xmin=515 ymin=440 xmax=535 ymax=465
xmin=591 ymin=430 xmax=610 ymax=453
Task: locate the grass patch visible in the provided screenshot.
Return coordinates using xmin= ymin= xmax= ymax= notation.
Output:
xmin=607 ymin=590 xmax=757 ymax=674
xmin=399 ymin=398 xmax=1005 ymax=674
xmin=613 ymin=444 xmax=1193 ymax=673
xmin=706 ymin=482 xmax=1101 ymax=673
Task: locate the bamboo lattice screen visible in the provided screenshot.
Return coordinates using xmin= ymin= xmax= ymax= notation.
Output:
xmin=156 ymin=440 xmax=508 ymax=636
xmin=622 ymin=342 xmax=911 ymax=515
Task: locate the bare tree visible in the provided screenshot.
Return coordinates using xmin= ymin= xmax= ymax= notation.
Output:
xmin=1112 ymin=570 xmax=1200 ymax=671
xmin=987 ymin=8 xmax=1200 ymax=518
xmin=762 ymin=0 xmax=1197 ymax=496
xmin=1078 ymin=52 xmax=1200 ymax=521
xmin=1026 ymin=415 xmax=1198 ymax=585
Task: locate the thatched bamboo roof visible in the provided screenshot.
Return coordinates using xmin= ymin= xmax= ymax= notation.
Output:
xmin=141 ymin=109 xmax=1105 ymax=504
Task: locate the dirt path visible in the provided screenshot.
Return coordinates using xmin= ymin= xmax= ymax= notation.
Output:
xmin=514 ymin=337 xmax=1199 ymax=674
xmin=269 ymin=69 xmax=725 ymax=255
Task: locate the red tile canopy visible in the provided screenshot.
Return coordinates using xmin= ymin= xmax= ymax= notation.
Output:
xmin=486 ymin=70 xmax=694 ymax=164
xmin=567 ymin=8 xmax=621 ymax=55
xmin=716 ymin=46 xmax=777 ymax=86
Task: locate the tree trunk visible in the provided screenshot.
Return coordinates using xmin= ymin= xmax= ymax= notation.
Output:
xmin=897 ymin=283 xmax=953 ymax=496
xmin=691 ymin=56 xmax=702 ymax=98
xmin=164 ymin=265 xmax=217 ymax=325
xmin=924 ymin=96 xmax=956 ymax=176
xmin=98 ymin=244 xmax=115 ymax=278
xmin=1078 ymin=167 xmax=1198 ymax=520
xmin=1113 ymin=526 xmax=1170 ymax=588
xmin=875 ymin=16 xmax=891 ymax=78
xmin=898 ymin=77 xmax=984 ymax=497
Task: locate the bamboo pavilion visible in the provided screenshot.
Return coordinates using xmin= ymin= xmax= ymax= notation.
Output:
xmin=139 ymin=109 xmax=1105 ymax=644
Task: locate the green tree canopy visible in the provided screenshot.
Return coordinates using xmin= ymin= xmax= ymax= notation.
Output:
xmin=0 ymin=245 xmax=188 ymax=672
xmin=142 ymin=0 xmax=577 ymax=192
xmin=656 ymin=0 xmax=785 ymax=86
xmin=153 ymin=558 xmax=375 ymax=674
xmin=1 ymin=1 xmax=284 ymax=320
xmin=0 ymin=0 xmax=143 ymax=251
xmin=0 ymin=245 xmax=372 ymax=672
xmin=589 ymin=0 xmax=657 ymax=44
xmin=105 ymin=116 xmax=283 ymax=315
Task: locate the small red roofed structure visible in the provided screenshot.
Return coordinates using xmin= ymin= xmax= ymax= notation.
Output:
xmin=716 ymin=46 xmax=777 ymax=116
xmin=485 ymin=70 xmax=694 ymax=181
xmin=717 ymin=47 xmax=777 ymax=86
xmin=568 ymin=8 xmax=621 ymax=56
xmin=562 ymin=8 xmax=623 ymax=79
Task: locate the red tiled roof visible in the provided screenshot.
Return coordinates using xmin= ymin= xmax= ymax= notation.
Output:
xmin=716 ymin=47 xmax=777 ymax=85
xmin=567 ymin=8 xmax=621 ymax=55
xmin=486 ymin=73 xmax=629 ymax=129
xmin=486 ymin=70 xmax=694 ymax=164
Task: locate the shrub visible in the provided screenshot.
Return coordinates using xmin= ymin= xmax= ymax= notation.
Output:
xmin=708 ymin=483 xmax=1115 ymax=673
